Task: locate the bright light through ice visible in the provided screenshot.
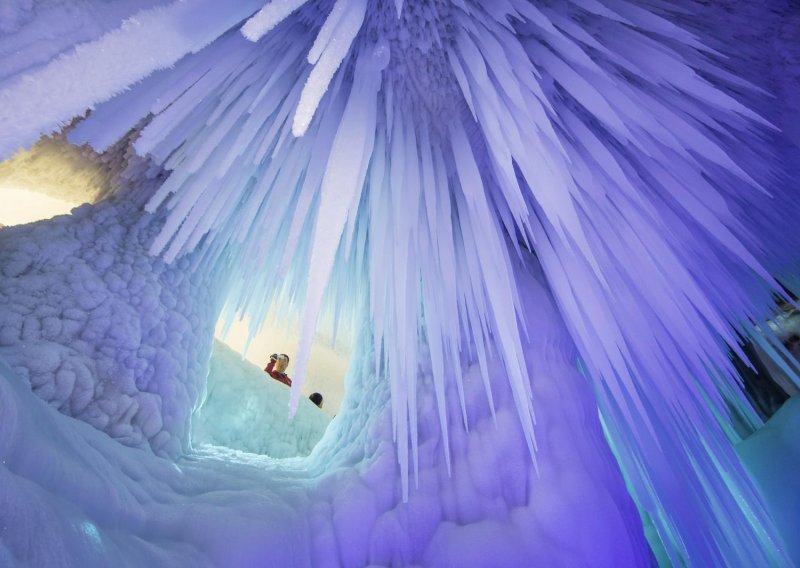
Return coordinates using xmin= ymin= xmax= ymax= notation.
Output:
xmin=215 ymin=315 xmax=350 ymax=414
xmin=0 ymin=186 xmax=77 ymax=226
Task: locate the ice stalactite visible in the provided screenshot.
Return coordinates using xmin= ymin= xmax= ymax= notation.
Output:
xmin=0 ymin=0 xmax=265 ymax=158
xmin=0 ymin=0 xmax=798 ymax=565
xmin=304 ymin=256 xmax=652 ymax=566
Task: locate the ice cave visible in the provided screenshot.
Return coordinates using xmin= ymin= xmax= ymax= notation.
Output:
xmin=0 ymin=0 xmax=799 ymax=566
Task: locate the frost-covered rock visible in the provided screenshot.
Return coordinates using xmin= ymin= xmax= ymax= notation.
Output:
xmin=0 ymin=189 xmax=223 ymax=458
xmin=193 ymin=340 xmax=330 ymax=458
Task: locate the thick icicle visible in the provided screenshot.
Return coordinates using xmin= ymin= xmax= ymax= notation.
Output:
xmin=290 ymin=48 xmax=382 ymax=415
xmin=292 ymin=0 xmax=367 ymax=137
xmin=240 ymin=0 xmax=312 ymax=42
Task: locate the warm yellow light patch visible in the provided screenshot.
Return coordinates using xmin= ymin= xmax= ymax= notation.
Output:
xmin=0 ymin=134 xmax=107 ymax=227
xmin=0 ymin=135 xmax=107 ymax=204
xmin=0 ymin=185 xmax=78 ymax=226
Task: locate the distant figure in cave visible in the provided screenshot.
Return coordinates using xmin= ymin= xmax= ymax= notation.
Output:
xmin=264 ymin=353 xmax=292 ymax=387
xmin=309 ymin=393 xmax=323 ymax=409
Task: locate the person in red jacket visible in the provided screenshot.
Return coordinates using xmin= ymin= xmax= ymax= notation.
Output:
xmin=264 ymin=353 xmax=292 ymax=387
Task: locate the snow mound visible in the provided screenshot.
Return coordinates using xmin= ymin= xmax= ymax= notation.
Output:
xmin=192 ymin=341 xmax=330 ymax=458
xmin=0 ymin=351 xmax=321 ymax=567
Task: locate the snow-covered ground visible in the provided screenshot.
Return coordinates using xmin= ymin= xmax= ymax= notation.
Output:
xmin=215 ymin=316 xmax=349 ymax=415
xmin=193 ymin=340 xmax=331 ymax=458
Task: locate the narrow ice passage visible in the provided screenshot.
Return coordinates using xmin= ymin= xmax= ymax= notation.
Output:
xmin=1 ymin=0 xmax=799 ymax=566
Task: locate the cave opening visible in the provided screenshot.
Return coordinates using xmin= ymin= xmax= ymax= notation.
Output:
xmin=0 ymin=131 xmax=361 ymax=465
xmin=190 ymin=309 xmax=354 ymax=459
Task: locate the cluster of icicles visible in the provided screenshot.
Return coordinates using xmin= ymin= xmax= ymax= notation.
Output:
xmin=1 ymin=0 xmax=794 ymax=564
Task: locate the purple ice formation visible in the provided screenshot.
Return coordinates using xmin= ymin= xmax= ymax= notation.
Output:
xmin=0 ymin=0 xmax=798 ymax=566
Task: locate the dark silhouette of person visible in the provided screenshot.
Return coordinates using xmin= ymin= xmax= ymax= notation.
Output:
xmin=264 ymin=353 xmax=292 ymax=387
xmin=309 ymin=392 xmax=323 ymax=408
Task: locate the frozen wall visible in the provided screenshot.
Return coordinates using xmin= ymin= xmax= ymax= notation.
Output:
xmin=0 ymin=178 xmax=224 ymax=458
xmin=192 ymin=340 xmax=330 ymax=458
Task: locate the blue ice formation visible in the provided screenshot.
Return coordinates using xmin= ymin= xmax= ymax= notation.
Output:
xmin=0 ymin=0 xmax=799 ymax=565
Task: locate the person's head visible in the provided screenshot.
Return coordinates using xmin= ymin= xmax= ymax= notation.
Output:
xmin=274 ymin=354 xmax=290 ymax=373
xmin=309 ymin=392 xmax=323 ymax=408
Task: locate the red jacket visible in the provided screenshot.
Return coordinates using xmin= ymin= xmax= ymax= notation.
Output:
xmin=265 ymin=359 xmax=292 ymax=387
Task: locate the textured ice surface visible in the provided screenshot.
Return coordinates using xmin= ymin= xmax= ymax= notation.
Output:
xmin=0 ymin=182 xmax=222 ymax=457
xmin=0 ymin=0 xmax=168 ymax=80
xmin=192 ymin=340 xmax=330 ymax=458
xmin=0 ymin=0 xmax=265 ymax=157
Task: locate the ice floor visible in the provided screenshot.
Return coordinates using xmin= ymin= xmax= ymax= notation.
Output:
xmin=3 ymin=325 xmax=800 ymax=566
xmin=0 ymin=247 xmax=657 ymax=567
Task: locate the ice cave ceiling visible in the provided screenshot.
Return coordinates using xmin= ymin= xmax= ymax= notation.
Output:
xmin=0 ymin=0 xmax=799 ymax=566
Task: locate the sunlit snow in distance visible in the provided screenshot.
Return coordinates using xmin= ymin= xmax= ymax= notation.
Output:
xmin=0 ymin=185 xmax=76 ymax=226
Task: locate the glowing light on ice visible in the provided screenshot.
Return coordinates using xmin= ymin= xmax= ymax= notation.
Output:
xmin=0 ymin=186 xmax=76 ymax=226
xmin=79 ymin=522 xmax=102 ymax=548
xmin=214 ymin=314 xmax=350 ymax=414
